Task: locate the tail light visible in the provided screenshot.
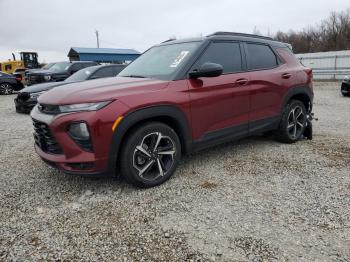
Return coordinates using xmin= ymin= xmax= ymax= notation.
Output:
xmin=15 ymin=75 xmax=23 ymax=81
xmin=304 ymin=68 xmax=313 ymax=79
xmin=304 ymin=68 xmax=313 ymax=89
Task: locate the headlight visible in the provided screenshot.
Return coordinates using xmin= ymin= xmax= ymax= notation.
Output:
xmin=30 ymin=91 xmax=46 ymax=99
xmin=344 ymin=76 xmax=350 ymax=82
xmin=59 ymin=101 xmax=111 ymax=113
xmin=44 ymin=75 xmax=51 ymax=81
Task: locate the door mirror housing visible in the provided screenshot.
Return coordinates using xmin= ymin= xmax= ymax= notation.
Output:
xmin=189 ymin=62 xmax=223 ymax=79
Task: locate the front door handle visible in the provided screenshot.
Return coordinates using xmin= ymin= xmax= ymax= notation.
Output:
xmin=235 ymin=78 xmax=249 ymax=86
xmin=282 ymin=73 xmax=292 ymax=79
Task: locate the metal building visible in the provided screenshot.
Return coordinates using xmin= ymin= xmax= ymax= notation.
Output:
xmin=68 ymin=47 xmax=140 ymax=64
xmin=296 ymin=50 xmax=350 ymax=80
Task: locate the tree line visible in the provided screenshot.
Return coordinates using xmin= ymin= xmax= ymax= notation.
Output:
xmin=273 ymin=9 xmax=350 ymax=54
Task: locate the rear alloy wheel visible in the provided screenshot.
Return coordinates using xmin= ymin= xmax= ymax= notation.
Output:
xmin=276 ymin=100 xmax=307 ymax=143
xmin=120 ymin=122 xmax=181 ymax=187
xmin=0 ymin=83 xmax=14 ymax=95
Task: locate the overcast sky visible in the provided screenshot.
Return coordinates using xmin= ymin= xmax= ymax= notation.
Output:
xmin=0 ymin=0 xmax=349 ymax=63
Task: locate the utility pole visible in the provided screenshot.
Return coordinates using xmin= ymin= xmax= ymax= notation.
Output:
xmin=95 ymin=30 xmax=100 ymax=48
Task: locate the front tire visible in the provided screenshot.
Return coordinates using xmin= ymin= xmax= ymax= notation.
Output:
xmin=276 ymin=100 xmax=307 ymax=143
xmin=0 ymin=83 xmax=14 ymax=95
xmin=120 ymin=122 xmax=181 ymax=188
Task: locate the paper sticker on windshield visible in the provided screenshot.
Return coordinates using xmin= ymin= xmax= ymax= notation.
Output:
xmin=170 ymin=51 xmax=189 ymax=68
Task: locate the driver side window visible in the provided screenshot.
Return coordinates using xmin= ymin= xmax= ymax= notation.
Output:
xmin=69 ymin=63 xmax=82 ymax=73
xmin=91 ymin=67 xmax=113 ymax=78
xmin=194 ymin=42 xmax=243 ymax=74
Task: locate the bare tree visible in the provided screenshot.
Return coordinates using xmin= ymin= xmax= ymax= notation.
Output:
xmin=274 ymin=9 xmax=350 ymax=53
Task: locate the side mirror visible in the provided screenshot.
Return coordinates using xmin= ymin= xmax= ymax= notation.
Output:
xmin=189 ymin=62 xmax=223 ymax=79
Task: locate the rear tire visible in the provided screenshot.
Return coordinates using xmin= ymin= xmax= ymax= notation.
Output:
xmin=0 ymin=83 xmax=14 ymax=95
xmin=275 ymin=100 xmax=307 ymax=143
xmin=341 ymin=90 xmax=350 ymax=97
xmin=120 ymin=122 xmax=181 ymax=188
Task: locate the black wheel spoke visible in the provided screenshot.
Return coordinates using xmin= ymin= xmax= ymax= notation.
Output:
xmin=135 ymin=145 xmax=151 ymax=158
xmin=138 ymin=160 xmax=155 ymax=177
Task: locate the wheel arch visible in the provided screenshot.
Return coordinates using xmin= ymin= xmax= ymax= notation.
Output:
xmin=282 ymin=86 xmax=313 ymax=113
xmin=107 ymin=105 xmax=192 ymax=175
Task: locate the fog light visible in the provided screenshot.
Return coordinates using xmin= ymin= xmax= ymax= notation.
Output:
xmin=44 ymin=75 xmax=51 ymax=81
xmin=69 ymin=122 xmax=90 ymax=140
xmin=68 ymin=122 xmax=93 ymax=152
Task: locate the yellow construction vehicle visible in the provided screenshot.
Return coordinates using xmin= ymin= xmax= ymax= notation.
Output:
xmin=0 ymin=52 xmax=40 ymax=74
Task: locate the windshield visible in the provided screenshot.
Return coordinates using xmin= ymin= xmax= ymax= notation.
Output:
xmin=48 ymin=62 xmax=71 ymax=72
xmin=119 ymin=41 xmax=200 ymax=80
xmin=65 ymin=67 xmax=93 ymax=82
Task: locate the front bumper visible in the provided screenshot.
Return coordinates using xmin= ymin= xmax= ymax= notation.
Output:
xmin=341 ymin=82 xmax=350 ymax=93
xmin=30 ymin=101 xmax=130 ymax=177
xmin=34 ymin=144 xmax=108 ymax=177
xmin=14 ymin=97 xmax=37 ymax=114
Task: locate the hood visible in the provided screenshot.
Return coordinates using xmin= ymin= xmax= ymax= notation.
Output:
xmin=27 ymin=69 xmax=63 ymax=75
xmin=38 ymin=77 xmax=169 ymax=105
xmin=20 ymin=81 xmax=69 ymax=93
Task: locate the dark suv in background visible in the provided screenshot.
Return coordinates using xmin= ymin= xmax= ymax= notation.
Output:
xmin=26 ymin=61 xmax=98 ymax=85
xmin=15 ymin=64 xmax=126 ymax=113
xmin=31 ymin=32 xmax=313 ymax=188
xmin=341 ymin=75 xmax=350 ymax=96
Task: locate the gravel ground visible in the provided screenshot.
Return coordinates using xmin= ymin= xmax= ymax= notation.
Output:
xmin=0 ymin=82 xmax=349 ymax=261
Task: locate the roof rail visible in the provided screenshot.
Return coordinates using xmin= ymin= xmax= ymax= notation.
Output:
xmin=208 ymin=32 xmax=273 ymax=41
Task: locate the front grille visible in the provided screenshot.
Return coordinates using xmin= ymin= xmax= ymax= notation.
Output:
xmin=32 ymin=119 xmax=63 ymax=154
xmin=27 ymin=75 xmax=44 ymax=85
xmin=17 ymin=92 xmax=30 ymax=102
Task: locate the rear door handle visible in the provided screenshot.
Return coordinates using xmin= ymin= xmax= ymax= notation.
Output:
xmin=282 ymin=73 xmax=292 ymax=79
xmin=235 ymin=78 xmax=249 ymax=86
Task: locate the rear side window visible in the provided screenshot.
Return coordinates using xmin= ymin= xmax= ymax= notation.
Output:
xmin=195 ymin=42 xmax=243 ymax=74
xmin=78 ymin=63 xmax=90 ymax=69
xmin=276 ymin=47 xmax=302 ymax=67
xmin=70 ymin=63 xmax=82 ymax=72
xmin=246 ymin=43 xmax=278 ymax=70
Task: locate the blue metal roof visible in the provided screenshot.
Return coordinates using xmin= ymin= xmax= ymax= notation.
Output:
xmin=67 ymin=47 xmax=141 ymax=63
xmin=70 ymin=47 xmax=140 ymax=55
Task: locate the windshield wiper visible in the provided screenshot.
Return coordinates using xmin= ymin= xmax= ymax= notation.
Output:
xmin=122 ymin=74 xmax=147 ymax=78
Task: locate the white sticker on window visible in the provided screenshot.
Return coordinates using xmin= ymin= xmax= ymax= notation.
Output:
xmin=170 ymin=51 xmax=189 ymax=68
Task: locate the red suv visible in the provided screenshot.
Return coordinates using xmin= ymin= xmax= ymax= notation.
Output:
xmin=31 ymin=32 xmax=313 ymax=187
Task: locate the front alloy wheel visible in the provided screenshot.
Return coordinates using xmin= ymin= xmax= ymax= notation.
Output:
xmin=121 ymin=122 xmax=181 ymax=187
xmin=133 ymin=132 xmax=176 ymax=181
xmin=0 ymin=83 xmax=13 ymax=95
